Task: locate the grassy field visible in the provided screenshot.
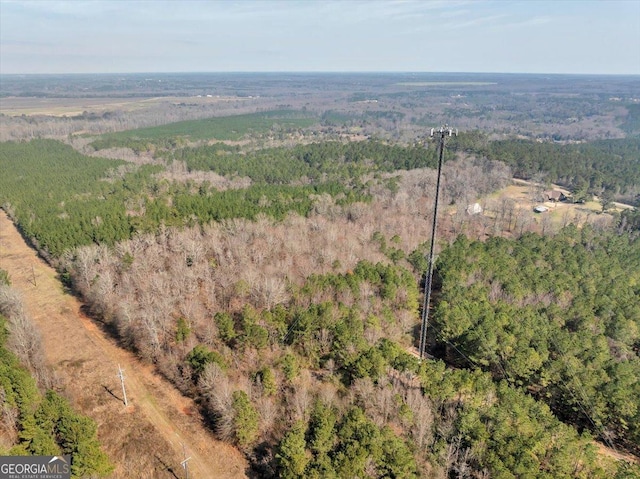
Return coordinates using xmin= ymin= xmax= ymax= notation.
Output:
xmin=1 ymin=96 xmax=178 ymax=116
xmin=0 ymin=95 xmax=253 ymax=117
xmin=490 ymin=180 xmax=631 ymax=228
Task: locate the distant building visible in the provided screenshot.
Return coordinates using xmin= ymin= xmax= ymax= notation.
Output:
xmin=466 ymin=203 xmax=483 ymax=215
xmin=543 ymin=190 xmax=566 ymax=202
xmin=534 ymin=205 xmax=549 ymax=213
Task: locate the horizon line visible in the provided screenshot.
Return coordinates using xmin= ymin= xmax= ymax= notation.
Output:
xmin=2 ymin=70 xmax=639 ymax=77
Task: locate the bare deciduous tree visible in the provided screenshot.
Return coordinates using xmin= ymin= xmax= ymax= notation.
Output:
xmin=0 ymin=286 xmax=50 ymax=387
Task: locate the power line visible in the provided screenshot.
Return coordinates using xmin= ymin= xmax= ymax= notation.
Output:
xmin=546 ymin=334 xmax=619 ymax=452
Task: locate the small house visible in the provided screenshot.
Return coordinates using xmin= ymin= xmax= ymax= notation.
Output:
xmin=543 ymin=190 xmax=566 ymax=202
xmin=466 ymin=203 xmax=483 ymax=215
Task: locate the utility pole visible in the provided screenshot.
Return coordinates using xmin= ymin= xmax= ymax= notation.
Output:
xmin=180 ymin=442 xmax=191 ymax=479
xmin=117 ymin=364 xmax=128 ymax=407
xmin=418 ymin=125 xmax=457 ymax=360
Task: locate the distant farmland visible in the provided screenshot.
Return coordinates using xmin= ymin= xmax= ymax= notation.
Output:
xmin=396 ymin=81 xmax=498 ymax=87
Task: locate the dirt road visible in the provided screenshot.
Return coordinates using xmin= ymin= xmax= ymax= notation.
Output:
xmin=0 ymin=210 xmax=247 ymax=479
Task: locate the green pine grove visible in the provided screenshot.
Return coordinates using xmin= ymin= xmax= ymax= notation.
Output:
xmin=432 ymin=227 xmax=640 ymax=453
xmin=0 ymin=315 xmax=113 ymax=477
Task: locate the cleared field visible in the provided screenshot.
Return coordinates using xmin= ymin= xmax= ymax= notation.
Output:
xmin=491 ymin=179 xmax=630 ymax=228
xmin=0 ymin=95 xmax=246 ymax=117
xmin=396 ymin=81 xmax=497 ymax=86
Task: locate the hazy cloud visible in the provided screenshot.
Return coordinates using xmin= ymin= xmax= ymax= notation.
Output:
xmin=1 ymin=0 xmax=638 ymax=74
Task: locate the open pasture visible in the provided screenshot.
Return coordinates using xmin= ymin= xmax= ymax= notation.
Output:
xmin=0 ymin=95 xmax=244 ymax=117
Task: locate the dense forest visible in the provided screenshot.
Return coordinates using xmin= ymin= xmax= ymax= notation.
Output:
xmin=89 ymin=110 xmax=317 ymax=151
xmin=0 ymin=140 xmax=134 ymax=256
xmin=0 ymin=140 xmax=374 ymax=257
xmin=0 ymin=138 xmax=458 ymax=258
xmin=622 ymin=104 xmax=640 ymax=137
xmin=162 ymin=140 xmax=443 ymax=184
xmin=432 ymin=228 xmax=640 ymax=453
xmin=1 ymin=103 xmax=640 ymax=477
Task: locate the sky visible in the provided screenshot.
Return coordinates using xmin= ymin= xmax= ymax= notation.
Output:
xmin=1 ymin=0 xmax=639 ymax=75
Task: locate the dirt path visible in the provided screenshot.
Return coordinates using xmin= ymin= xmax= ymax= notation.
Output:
xmin=0 ymin=210 xmax=247 ymax=479
xmin=596 ymin=443 xmax=639 ymax=466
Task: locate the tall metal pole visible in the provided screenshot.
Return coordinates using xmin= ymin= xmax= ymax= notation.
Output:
xmin=419 ymin=126 xmax=457 ymax=360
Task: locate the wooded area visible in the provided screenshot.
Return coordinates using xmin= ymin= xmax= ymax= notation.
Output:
xmin=433 ymin=229 xmax=640 ymax=453
xmin=1 ymin=79 xmax=639 ymax=477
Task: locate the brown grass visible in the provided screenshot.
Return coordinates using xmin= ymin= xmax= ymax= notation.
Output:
xmin=495 ymin=179 xmax=622 ymax=228
xmin=0 ymin=96 xmax=246 ymax=117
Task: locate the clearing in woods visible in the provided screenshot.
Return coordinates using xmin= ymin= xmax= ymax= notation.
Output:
xmin=0 ymin=210 xmax=247 ymax=479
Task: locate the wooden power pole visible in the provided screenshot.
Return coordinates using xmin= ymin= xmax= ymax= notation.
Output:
xmin=117 ymin=364 xmax=128 ymax=407
xmin=180 ymin=442 xmax=191 ymax=479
